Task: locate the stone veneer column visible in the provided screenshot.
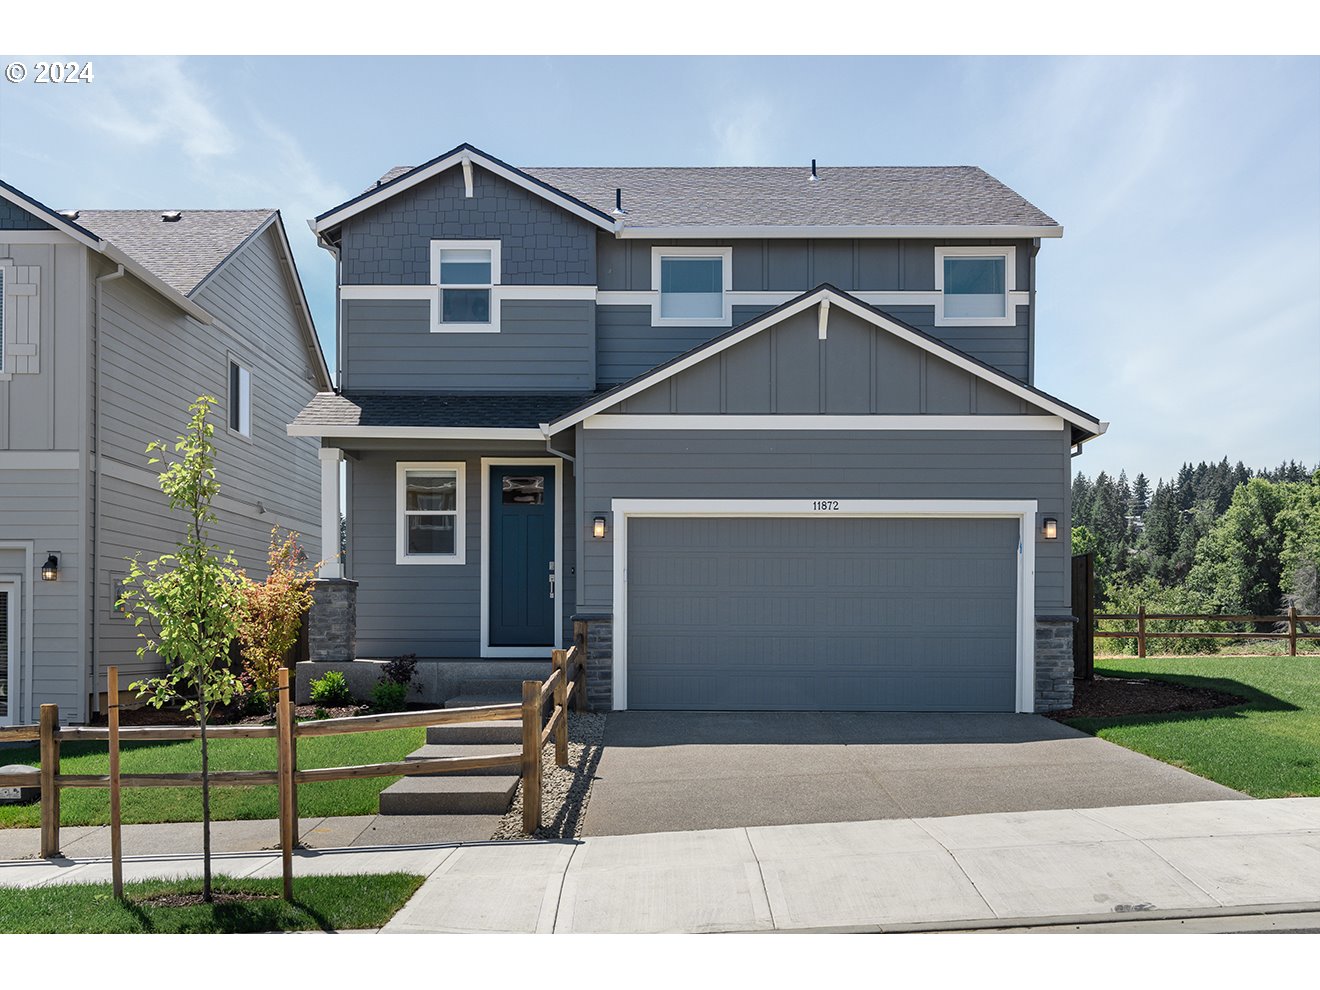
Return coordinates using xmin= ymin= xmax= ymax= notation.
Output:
xmin=1034 ymin=615 xmax=1077 ymax=712
xmin=309 ymin=578 xmax=358 ymax=663
xmin=573 ymin=613 xmax=613 ymax=711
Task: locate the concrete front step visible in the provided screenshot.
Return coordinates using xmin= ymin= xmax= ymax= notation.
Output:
xmin=459 ymin=677 xmax=536 ymax=696
xmin=378 ymin=775 xmax=519 ymax=816
xmin=404 ymin=744 xmax=521 ymax=776
xmin=426 ymin=720 xmax=523 ymax=745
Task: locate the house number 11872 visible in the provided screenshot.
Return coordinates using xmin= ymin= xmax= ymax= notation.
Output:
xmin=812 ymin=500 xmax=840 ymax=511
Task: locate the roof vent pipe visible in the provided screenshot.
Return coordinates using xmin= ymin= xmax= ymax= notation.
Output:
xmin=160 ymin=210 xmax=182 ymax=222
xmin=612 ymin=187 xmax=627 ymax=217
xmin=59 ymin=209 xmax=80 ymax=221
xmin=808 ymin=159 xmax=819 ymax=182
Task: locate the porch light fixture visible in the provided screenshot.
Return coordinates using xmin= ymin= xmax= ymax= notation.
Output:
xmin=41 ymin=552 xmax=60 ymax=581
xmin=1043 ymin=518 xmax=1059 ymax=540
xmin=593 ymin=516 xmax=607 ymax=539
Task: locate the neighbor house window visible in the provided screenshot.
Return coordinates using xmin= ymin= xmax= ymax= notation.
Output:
xmin=228 ymin=360 xmax=251 ymax=437
xmin=651 ymin=246 xmax=732 ymax=327
xmin=431 ymin=240 xmax=501 ymax=331
xmin=935 ymin=246 xmax=1017 ymax=326
xmin=396 ymin=462 xmax=466 ymax=565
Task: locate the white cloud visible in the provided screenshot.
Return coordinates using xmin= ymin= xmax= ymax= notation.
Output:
xmin=708 ymin=96 xmax=775 ymax=164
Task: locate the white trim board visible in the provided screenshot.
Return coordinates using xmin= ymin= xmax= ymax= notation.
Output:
xmin=287 ymin=424 xmax=545 ymax=441
xmin=0 ymin=542 xmax=34 ymax=725
xmin=583 ymin=415 xmax=1067 ymax=432
xmin=595 ymin=288 xmax=1032 ymax=312
xmin=614 ymin=224 xmax=1063 ymax=240
xmin=0 ymin=576 xmax=19 ymax=727
xmin=479 ymin=457 xmax=564 ymax=659
xmin=545 ymin=286 xmax=1104 ymax=437
xmin=608 ymin=499 xmax=1038 ymax=714
xmin=314 ymin=147 xmax=618 ymax=234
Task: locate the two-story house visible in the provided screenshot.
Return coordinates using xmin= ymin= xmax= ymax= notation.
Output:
xmin=294 ymin=143 xmax=1103 ymax=715
xmin=0 ymin=181 xmax=331 ymax=725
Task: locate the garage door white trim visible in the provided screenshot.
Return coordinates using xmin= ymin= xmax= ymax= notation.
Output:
xmin=610 ymin=499 xmax=1038 ymax=713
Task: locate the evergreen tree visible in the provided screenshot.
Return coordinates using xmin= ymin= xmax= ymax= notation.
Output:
xmin=1132 ymin=473 xmax=1151 ymax=517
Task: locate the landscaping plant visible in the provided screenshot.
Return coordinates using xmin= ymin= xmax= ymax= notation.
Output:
xmin=309 ymin=670 xmax=352 ymax=706
xmin=236 ymin=526 xmax=319 ymax=711
xmin=371 ymin=652 xmax=418 ymax=712
xmin=117 ymin=395 xmax=244 ymax=904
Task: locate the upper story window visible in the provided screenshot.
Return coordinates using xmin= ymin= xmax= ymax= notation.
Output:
xmin=935 ymin=245 xmax=1017 ymax=327
xmin=651 ymin=246 xmax=732 ymax=328
xmin=228 ymin=359 xmax=251 ymax=437
xmin=396 ymin=461 xmax=466 ymax=565
xmin=431 ymin=239 xmax=501 ymax=332
xmin=0 ymin=267 xmax=6 ymax=374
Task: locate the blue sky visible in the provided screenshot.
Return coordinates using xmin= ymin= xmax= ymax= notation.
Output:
xmin=1 ymin=55 xmax=1316 ymax=482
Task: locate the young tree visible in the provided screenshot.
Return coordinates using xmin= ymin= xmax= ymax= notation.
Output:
xmin=118 ymin=396 xmax=243 ymax=904
xmin=236 ymin=527 xmax=319 ymax=711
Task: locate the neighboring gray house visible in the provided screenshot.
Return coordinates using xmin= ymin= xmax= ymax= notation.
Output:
xmin=294 ymin=143 xmax=1104 ymax=714
xmin=0 ymin=181 xmax=331 ymax=725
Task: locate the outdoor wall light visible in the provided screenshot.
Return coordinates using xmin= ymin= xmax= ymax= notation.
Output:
xmin=41 ymin=552 xmax=60 ymax=581
xmin=593 ymin=516 xmax=607 ymax=539
xmin=1043 ymin=518 xmax=1059 ymax=540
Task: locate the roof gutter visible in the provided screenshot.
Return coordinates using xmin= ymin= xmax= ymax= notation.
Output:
xmin=613 ymin=223 xmax=1064 ymax=240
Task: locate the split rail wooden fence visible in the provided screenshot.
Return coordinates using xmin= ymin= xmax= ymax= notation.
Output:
xmin=1094 ymin=605 xmax=1320 ymax=658
xmin=0 ymin=643 xmax=584 ymax=901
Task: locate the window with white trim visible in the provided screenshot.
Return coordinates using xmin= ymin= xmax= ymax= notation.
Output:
xmin=935 ymin=246 xmax=1017 ymax=327
xmin=0 ymin=267 xmax=6 ymax=374
xmin=228 ymin=360 xmax=251 ymax=437
xmin=651 ymin=246 xmax=732 ymax=327
xmin=397 ymin=462 xmax=466 ymax=565
xmin=430 ymin=239 xmax=501 ymax=331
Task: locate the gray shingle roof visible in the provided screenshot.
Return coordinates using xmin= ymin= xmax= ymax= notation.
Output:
xmin=73 ymin=209 xmax=274 ymax=295
xmin=293 ymin=391 xmax=601 ymax=431
xmin=371 ymin=163 xmax=1057 ymax=230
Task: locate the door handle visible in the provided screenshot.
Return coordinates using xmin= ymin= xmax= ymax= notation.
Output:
xmin=548 ymin=562 xmax=556 ymax=599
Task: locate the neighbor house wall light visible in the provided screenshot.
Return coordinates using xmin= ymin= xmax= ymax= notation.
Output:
xmin=41 ymin=552 xmax=60 ymax=581
xmin=593 ymin=516 xmax=607 ymax=539
xmin=1043 ymin=518 xmax=1058 ymax=540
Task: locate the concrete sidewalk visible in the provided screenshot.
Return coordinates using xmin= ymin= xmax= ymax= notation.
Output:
xmin=3 ymin=798 xmax=1318 ymax=933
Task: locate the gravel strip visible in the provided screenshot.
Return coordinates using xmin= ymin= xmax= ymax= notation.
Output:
xmin=491 ymin=712 xmax=606 ymax=841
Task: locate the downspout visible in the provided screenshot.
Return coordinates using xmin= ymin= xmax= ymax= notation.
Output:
xmin=91 ymin=263 xmax=125 ymax=713
xmin=542 ymin=425 xmax=575 ymax=465
xmin=1028 ymin=238 xmax=1039 ymax=385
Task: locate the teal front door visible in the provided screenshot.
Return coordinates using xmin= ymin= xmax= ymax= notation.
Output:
xmin=489 ymin=467 xmax=556 ymax=647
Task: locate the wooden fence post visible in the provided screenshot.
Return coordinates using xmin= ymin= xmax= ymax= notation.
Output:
xmin=276 ymin=667 xmax=295 ymax=902
xmin=1288 ymin=605 xmax=1298 ymax=657
xmin=521 ymin=680 xmax=541 ymax=834
xmin=1137 ymin=605 xmax=1147 ymax=659
xmin=552 ymin=649 xmax=569 ymax=768
xmin=39 ymin=703 xmax=60 ymax=859
xmin=107 ymin=666 xmax=123 ymax=900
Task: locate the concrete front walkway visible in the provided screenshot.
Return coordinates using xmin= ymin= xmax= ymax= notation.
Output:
xmin=583 ymin=712 xmax=1245 ymax=835
xmin=4 ymin=799 xmax=1317 ymax=933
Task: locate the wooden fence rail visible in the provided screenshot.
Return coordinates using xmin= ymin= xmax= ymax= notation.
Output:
xmin=1095 ymin=605 xmax=1320 ymax=658
xmin=2 ymin=640 xmax=587 ymax=902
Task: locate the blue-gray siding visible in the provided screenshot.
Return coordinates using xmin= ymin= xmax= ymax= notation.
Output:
xmin=610 ymin=305 xmax=1035 ymax=416
xmin=627 ymin=516 xmax=1019 ymax=711
xmin=343 ymin=298 xmax=595 ymax=392
xmin=348 ymin=444 xmax=576 ymax=657
xmin=339 ymin=167 xmax=596 ymax=286
xmin=576 ymin=428 xmax=1071 ymax=614
xmin=0 ymin=199 xmax=56 ymax=231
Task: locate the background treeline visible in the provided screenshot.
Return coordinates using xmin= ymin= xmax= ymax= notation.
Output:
xmin=1072 ymin=459 xmax=1320 ymax=653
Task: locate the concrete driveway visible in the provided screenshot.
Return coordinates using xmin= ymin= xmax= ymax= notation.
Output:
xmin=582 ymin=712 xmax=1245 ymax=836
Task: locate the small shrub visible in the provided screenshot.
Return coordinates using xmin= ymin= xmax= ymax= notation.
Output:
xmin=310 ymin=671 xmax=352 ymax=706
xmin=371 ymin=680 xmax=408 ymax=713
xmin=381 ymin=653 xmax=419 ymax=689
xmin=313 ymin=706 xmax=330 ymax=720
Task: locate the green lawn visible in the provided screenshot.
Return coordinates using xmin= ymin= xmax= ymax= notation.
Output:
xmin=0 ymin=874 xmax=423 ymax=933
xmin=0 ymin=726 xmax=424 ymax=828
xmin=1065 ymin=655 xmax=1320 ymax=798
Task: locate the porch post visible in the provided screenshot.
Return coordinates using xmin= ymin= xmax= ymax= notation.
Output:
xmin=318 ymin=447 xmax=343 ymax=578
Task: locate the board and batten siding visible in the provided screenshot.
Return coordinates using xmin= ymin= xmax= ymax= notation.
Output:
xmin=576 ymin=428 xmax=1072 ymax=617
xmin=342 ymin=298 xmax=595 ymax=392
xmin=595 ymin=235 xmax=1032 ymax=385
xmin=347 ymin=443 xmax=577 ymax=657
xmin=93 ymin=230 xmax=322 ymax=683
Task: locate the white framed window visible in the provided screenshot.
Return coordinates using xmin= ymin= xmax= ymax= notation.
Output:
xmin=430 ymin=239 xmax=501 ymax=333
xmin=396 ymin=461 xmax=466 ymax=565
xmin=650 ymin=246 xmax=733 ymax=328
xmin=228 ymin=359 xmax=252 ymax=437
xmin=0 ymin=266 xmax=7 ymax=374
xmin=935 ymin=245 xmax=1017 ymax=327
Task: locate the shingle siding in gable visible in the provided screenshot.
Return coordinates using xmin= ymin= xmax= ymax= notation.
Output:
xmin=0 ymin=198 xmax=56 ymax=230
xmin=339 ymin=167 xmax=597 ymax=286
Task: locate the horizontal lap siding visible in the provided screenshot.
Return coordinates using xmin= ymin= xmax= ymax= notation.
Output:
xmin=596 ymin=305 xmax=767 ymax=385
xmin=349 ymin=445 xmax=576 ymax=657
xmin=577 ymin=429 xmax=1070 ymax=614
xmin=343 ymin=298 xmax=595 ymax=391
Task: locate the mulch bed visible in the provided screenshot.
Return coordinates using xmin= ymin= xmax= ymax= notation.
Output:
xmin=1045 ymin=675 xmax=1245 ymax=720
xmin=135 ymin=891 xmax=278 ymax=908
